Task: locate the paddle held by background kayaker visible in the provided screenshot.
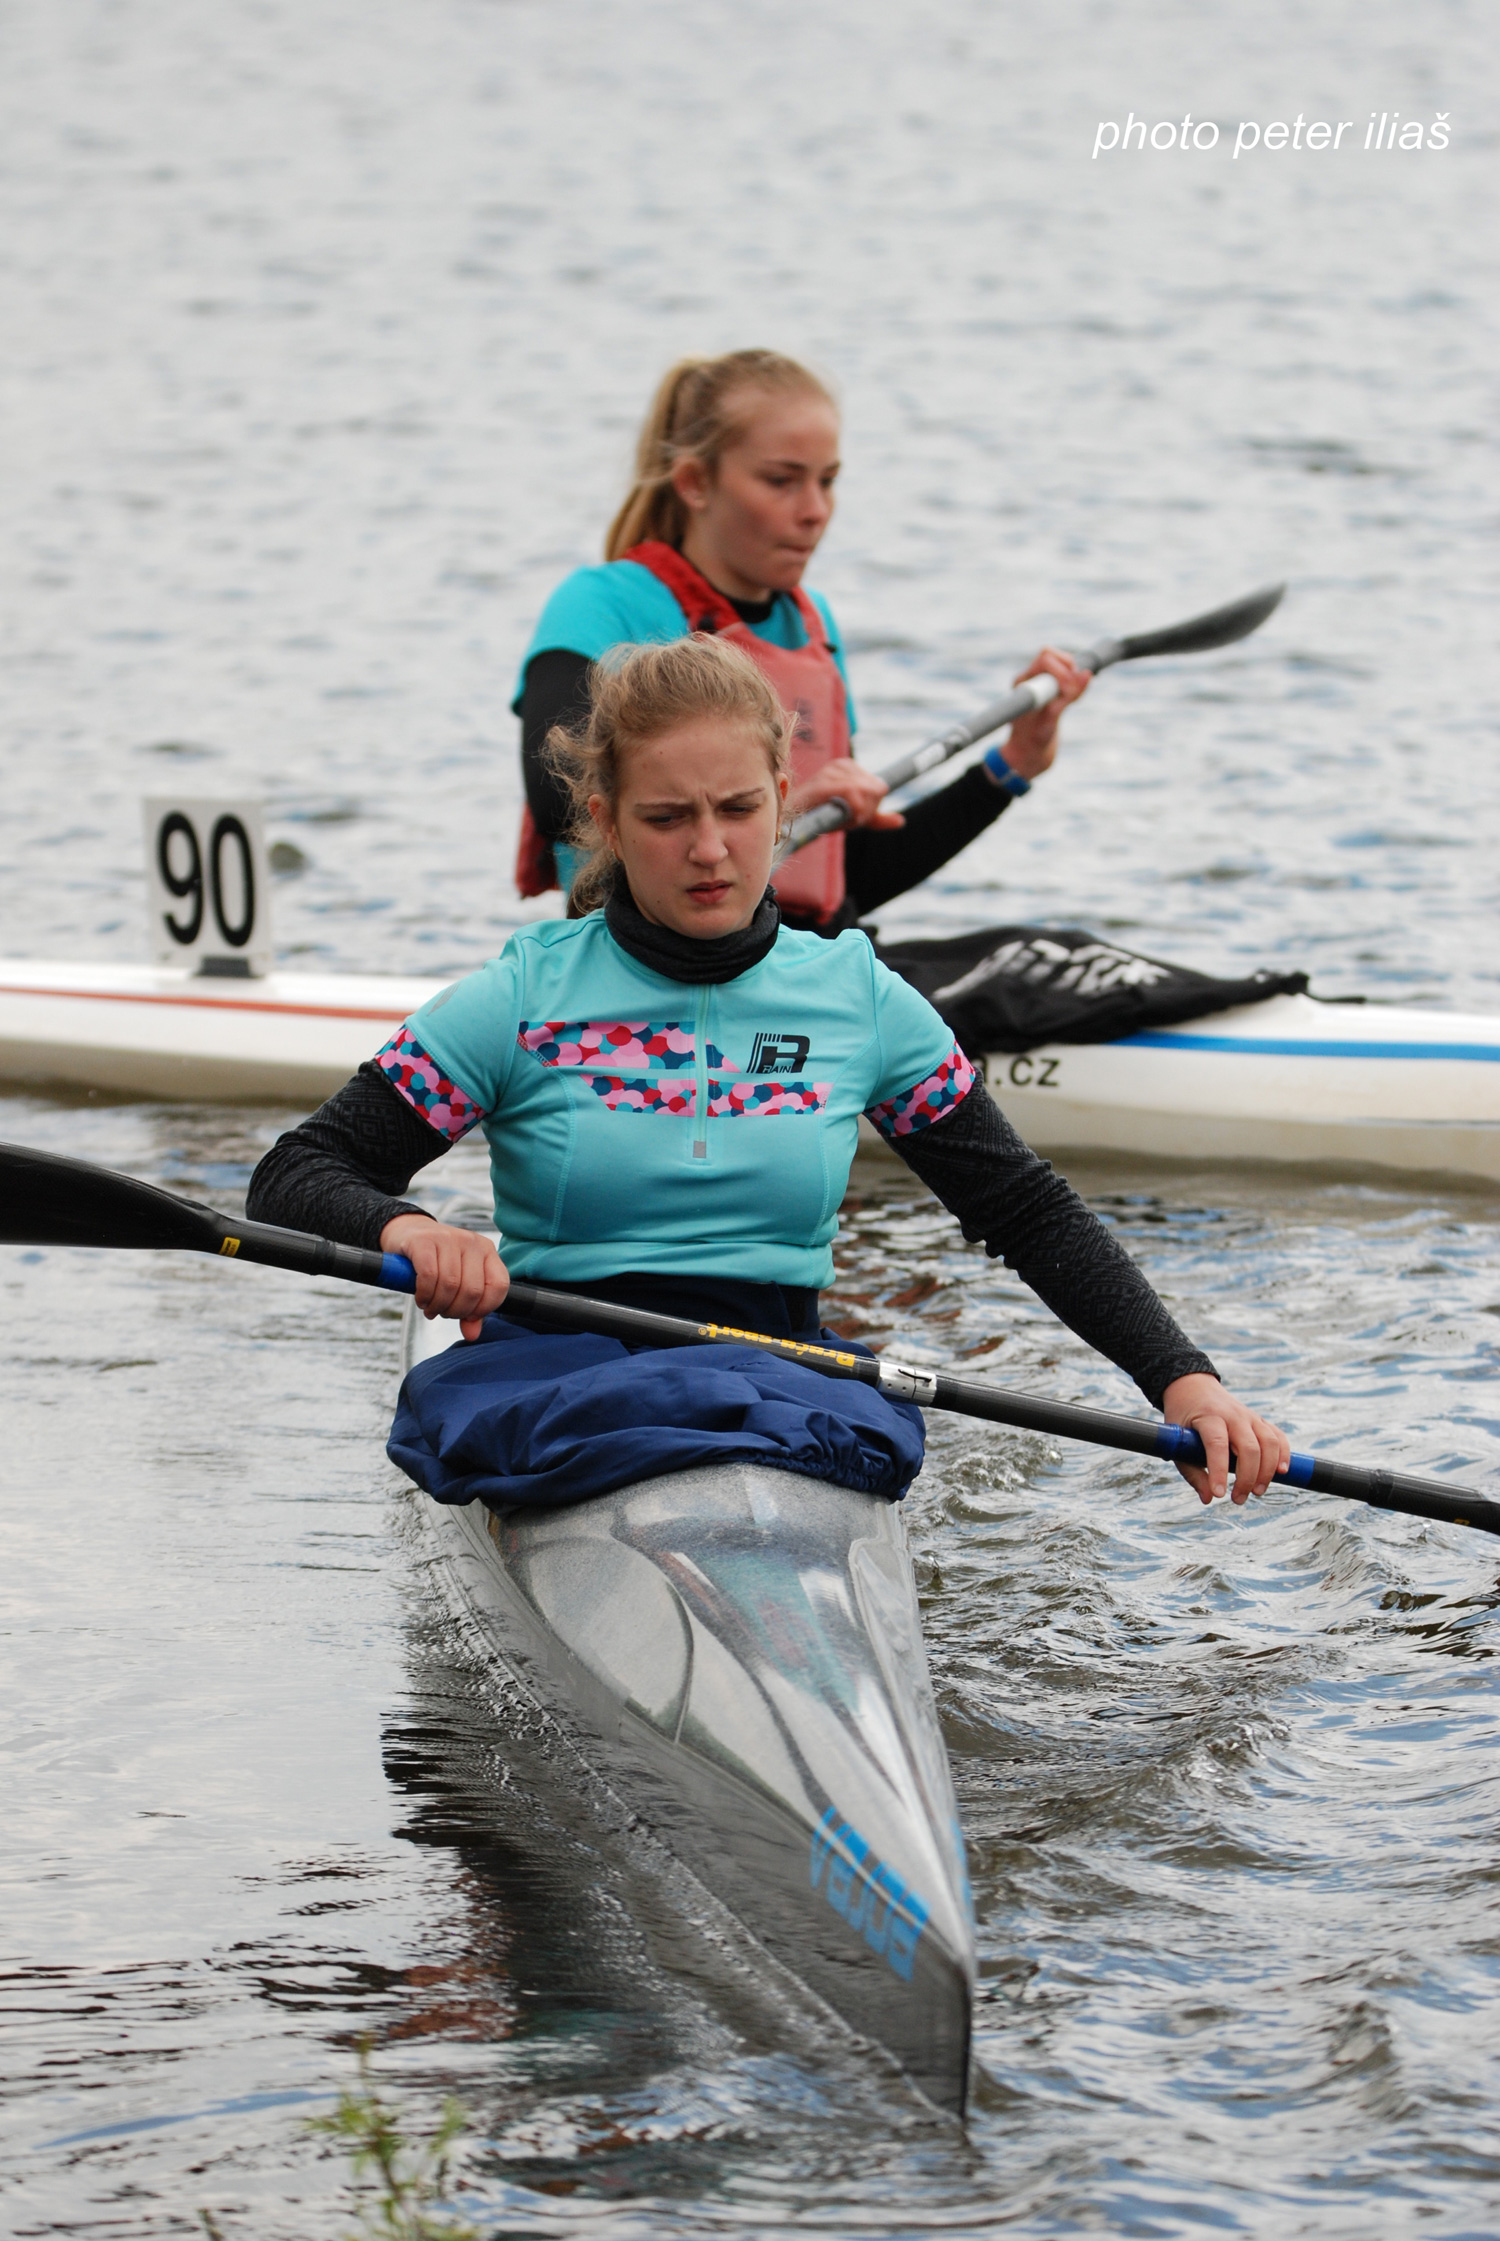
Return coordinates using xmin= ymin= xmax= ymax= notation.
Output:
xmin=252 ymin=634 xmax=1285 ymax=1509
xmin=513 ymin=348 xmax=1091 ymax=934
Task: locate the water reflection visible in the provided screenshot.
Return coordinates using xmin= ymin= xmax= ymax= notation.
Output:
xmin=373 ymin=1606 xmax=967 ymax=2216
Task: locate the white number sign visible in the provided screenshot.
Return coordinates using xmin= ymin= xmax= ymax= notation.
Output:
xmin=143 ymin=798 xmax=272 ymax=976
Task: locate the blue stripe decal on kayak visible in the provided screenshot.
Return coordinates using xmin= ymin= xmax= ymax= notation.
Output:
xmin=810 ymin=1806 xmax=928 ymax=1981
xmin=1114 ymin=1032 xmax=1500 ymax=1062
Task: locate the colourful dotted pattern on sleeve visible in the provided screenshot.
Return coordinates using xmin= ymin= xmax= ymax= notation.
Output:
xmin=519 ymin=1021 xmax=728 ymax=1071
xmin=866 ymin=1045 xmax=976 ymax=1139
xmin=375 ymin=1027 xmax=485 ymax=1142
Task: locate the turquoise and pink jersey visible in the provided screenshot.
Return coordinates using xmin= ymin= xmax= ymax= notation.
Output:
xmin=376 ymin=915 xmax=972 ymax=1289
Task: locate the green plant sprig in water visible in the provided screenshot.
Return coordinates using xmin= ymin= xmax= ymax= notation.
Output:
xmin=307 ymin=2040 xmax=478 ymax=2241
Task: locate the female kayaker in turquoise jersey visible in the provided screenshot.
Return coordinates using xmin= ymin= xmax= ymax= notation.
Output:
xmin=253 ymin=635 xmax=1287 ymax=1510
xmin=514 ymin=348 xmax=1092 ymax=933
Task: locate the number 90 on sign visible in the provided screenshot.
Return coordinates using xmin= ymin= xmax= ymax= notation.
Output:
xmin=142 ymin=798 xmax=272 ymax=977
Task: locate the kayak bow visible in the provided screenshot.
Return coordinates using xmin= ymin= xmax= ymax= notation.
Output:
xmin=405 ymin=1311 xmax=977 ymax=2114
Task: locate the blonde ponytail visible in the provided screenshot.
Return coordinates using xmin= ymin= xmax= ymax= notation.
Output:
xmin=604 ymin=350 xmax=836 ymax=562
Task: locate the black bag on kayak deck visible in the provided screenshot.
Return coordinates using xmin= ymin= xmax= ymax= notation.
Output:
xmin=874 ymin=926 xmax=1308 ymax=1056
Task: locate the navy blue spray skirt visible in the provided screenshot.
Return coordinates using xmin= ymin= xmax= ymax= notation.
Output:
xmin=388 ymin=1314 xmax=925 ymax=1510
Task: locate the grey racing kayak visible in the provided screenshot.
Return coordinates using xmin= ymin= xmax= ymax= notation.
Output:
xmin=404 ymin=1311 xmax=976 ymax=2115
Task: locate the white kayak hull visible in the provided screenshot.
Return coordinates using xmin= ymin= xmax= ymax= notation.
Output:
xmin=982 ymin=990 xmax=1497 ymax=1183
xmin=405 ymin=1316 xmax=976 ymax=2113
xmin=2 ymin=958 xmax=1496 ymax=1185
xmin=0 ymin=958 xmax=439 ymax=1103
xmin=986 ymin=991 xmax=1500 ymax=1186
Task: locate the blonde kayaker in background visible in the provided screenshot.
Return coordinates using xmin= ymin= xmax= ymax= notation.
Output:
xmin=513 ymin=348 xmax=1092 ymax=933
xmin=255 ymin=634 xmax=1287 ymax=1510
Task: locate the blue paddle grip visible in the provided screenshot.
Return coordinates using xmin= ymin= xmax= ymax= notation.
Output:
xmin=380 ymin=1253 xmax=418 ymax=1293
xmin=1155 ymin=1422 xmax=1314 ymax=1488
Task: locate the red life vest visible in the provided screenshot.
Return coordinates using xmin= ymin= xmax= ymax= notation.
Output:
xmin=513 ymin=807 xmax=557 ymax=899
xmin=622 ymin=542 xmax=851 ymax=924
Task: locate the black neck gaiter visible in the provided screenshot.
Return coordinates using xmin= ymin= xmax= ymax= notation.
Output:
xmin=603 ymin=873 xmax=781 ymax=985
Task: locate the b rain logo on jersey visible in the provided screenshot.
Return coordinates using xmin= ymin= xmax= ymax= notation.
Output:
xmin=747 ymin=1031 xmax=811 ymax=1076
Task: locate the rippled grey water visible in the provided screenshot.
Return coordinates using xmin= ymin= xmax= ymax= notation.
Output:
xmin=3 ymin=0 xmax=1499 ymax=2234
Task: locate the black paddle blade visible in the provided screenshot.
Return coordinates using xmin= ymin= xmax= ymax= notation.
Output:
xmin=1107 ymin=582 xmax=1286 ymax=667
xmin=0 ymin=1140 xmax=224 ymax=1253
